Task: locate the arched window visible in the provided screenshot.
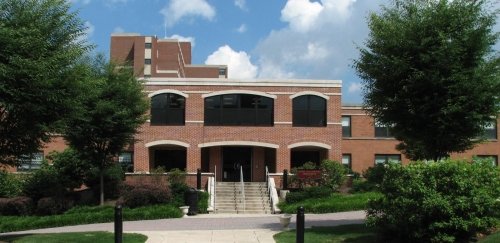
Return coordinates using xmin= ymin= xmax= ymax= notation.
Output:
xmin=150 ymin=93 xmax=185 ymax=125
xmin=292 ymin=95 xmax=326 ymax=127
xmin=204 ymin=94 xmax=273 ymax=126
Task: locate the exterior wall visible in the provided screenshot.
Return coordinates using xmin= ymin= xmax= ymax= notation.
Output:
xmin=342 ymin=106 xmax=500 ymax=173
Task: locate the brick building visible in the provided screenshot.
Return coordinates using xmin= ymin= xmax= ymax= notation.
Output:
xmin=13 ymin=33 xmax=500 ymax=179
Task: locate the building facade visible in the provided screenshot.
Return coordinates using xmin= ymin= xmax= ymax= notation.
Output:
xmin=12 ymin=34 xmax=500 ymax=180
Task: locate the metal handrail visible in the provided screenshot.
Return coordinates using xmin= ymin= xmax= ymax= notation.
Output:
xmin=214 ymin=165 xmax=217 ymax=213
xmin=240 ymin=165 xmax=245 ymax=213
xmin=265 ymin=166 xmax=274 ymax=213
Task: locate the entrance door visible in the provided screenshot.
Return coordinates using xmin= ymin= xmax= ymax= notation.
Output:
xmin=222 ymin=147 xmax=252 ymax=182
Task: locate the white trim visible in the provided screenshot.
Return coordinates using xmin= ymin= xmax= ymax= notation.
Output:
xmin=183 ymin=91 xmax=210 ymax=94
xmin=268 ymin=92 xmax=295 ymax=95
xmin=342 ymin=106 xmax=364 ymax=110
xmin=289 ymin=91 xmax=329 ymax=100
xmin=274 ymin=121 xmax=292 ymax=125
xmin=156 ymin=69 xmax=179 ymax=74
xmin=288 ymin=142 xmax=332 ymax=149
xmin=202 ymin=90 xmax=277 ymax=99
xmin=148 ymin=89 xmax=189 ymax=98
xmin=186 ymin=120 xmax=204 ymax=123
xmin=145 ymin=78 xmax=342 ymax=88
xmin=341 ymin=113 xmax=367 ymax=116
xmin=198 ymin=141 xmax=279 ymax=149
xmin=145 ymin=140 xmax=190 ymax=148
xmin=327 ymin=122 xmax=342 ymax=125
xmin=325 ymin=93 xmax=342 ymax=96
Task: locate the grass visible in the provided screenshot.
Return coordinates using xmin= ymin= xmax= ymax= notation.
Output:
xmin=274 ymin=224 xmax=377 ymax=243
xmin=0 ymin=204 xmax=182 ymax=233
xmin=278 ymin=192 xmax=382 ymax=214
xmin=273 ymin=224 xmax=500 ymax=243
xmin=0 ymin=231 xmax=147 ymax=243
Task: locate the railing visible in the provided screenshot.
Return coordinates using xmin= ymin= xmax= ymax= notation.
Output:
xmin=266 ymin=166 xmax=281 ymax=214
xmin=214 ymin=165 xmax=217 ymax=213
xmin=239 ymin=165 xmax=245 ymax=213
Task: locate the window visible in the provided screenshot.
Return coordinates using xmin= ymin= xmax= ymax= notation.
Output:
xmin=342 ymin=154 xmax=352 ymax=170
xmin=145 ymin=43 xmax=152 ymax=49
xmin=218 ymin=68 xmax=227 ymax=76
xmin=374 ymin=120 xmax=393 ymax=137
xmin=483 ymin=121 xmax=497 ymax=139
xmin=475 ymin=155 xmax=498 ymax=166
xmin=204 ymin=94 xmax=273 ymax=126
xmin=17 ymin=152 xmax=44 ymax=171
xmin=342 ymin=116 xmax=351 ymax=137
xmin=119 ymin=152 xmax=134 ymax=172
xmin=291 ymin=150 xmax=320 ymax=168
xmin=292 ymin=95 xmax=326 ymax=127
xmin=144 ymin=59 xmax=151 ymax=64
xmin=151 ymin=93 xmax=185 ymax=125
xmin=375 ymin=154 xmax=401 ymax=164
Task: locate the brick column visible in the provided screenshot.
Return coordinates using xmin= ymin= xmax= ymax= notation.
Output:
xmin=276 ymin=146 xmax=290 ymax=172
xmin=186 ymin=146 xmax=200 ymax=173
xmin=252 ymin=147 xmax=265 ymax=182
xmin=209 ymin=147 xmax=222 ymax=181
xmin=134 ymin=144 xmax=150 ymax=172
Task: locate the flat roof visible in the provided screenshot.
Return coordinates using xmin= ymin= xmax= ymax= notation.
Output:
xmin=142 ymin=77 xmax=342 ymax=88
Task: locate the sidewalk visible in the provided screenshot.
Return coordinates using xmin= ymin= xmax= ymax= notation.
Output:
xmin=0 ymin=211 xmax=366 ymax=242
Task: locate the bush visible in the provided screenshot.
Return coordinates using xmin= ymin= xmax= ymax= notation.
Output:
xmin=279 ymin=192 xmax=382 ymax=214
xmin=0 ymin=171 xmax=23 ymax=198
xmin=366 ymin=159 xmax=500 ymax=243
xmin=22 ymin=163 xmax=66 ymax=201
xmin=362 ymin=163 xmax=386 ymax=185
xmin=0 ymin=196 xmax=33 ymax=216
xmin=167 ymin=168 xmax=186 ymax=185
xmin=84 ymin=164 xmax=124 ymax=200
xmin=285 ymin=186 xmax=332 ymax=204
xmin=170 ymin=182 xmax=189 ymax=207
xmin=197 ymin=191 xmax=209 ymax=214
xmin=320 ymin=160 xmax=347 ymax=191
xmin=36 ymin=197 xmax=74 ymax=216
xmin=120 ymin=184 xmax=171 ymax=208
xmin=49 ymin=149 xmax=90 ymax=191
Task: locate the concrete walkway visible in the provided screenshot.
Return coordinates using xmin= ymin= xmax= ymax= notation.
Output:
xmin=0 ymin=211 xmax=366 ymax=243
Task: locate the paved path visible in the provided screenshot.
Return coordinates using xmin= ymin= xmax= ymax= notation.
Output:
xmin=0 ymin=211 xmax=366 ymax=243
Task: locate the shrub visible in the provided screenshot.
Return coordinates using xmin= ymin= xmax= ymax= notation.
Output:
xmin=279 ymin=192 xmax=382 ymax=214
xmin=84 ymin=164 xmax=124 ymax=200
xmin=167 ymin=168 xmax=186 ymax=185
xmin=362 ymin=163 xmax=386 ymax=185
xmin=22 ymin=163 xmax=66 ymax=201
xmin=320 ymin=160 xmax=347 ymax=191
xmin=170 ymin=182 xmax=189 ymax=207
xmin=197 ymin=191 xmax=209 ymax=213
xmin=121 ymin=184 xmax=171 ymax=208
xmin=0 ymin=171 xmax=23 ymax=198
xmin=366 ymin=159 xmax=500 ymax=243
xmin=36 ymin=197 xmax=74 ymax=216
xmin=49 ymin=149 xmax=90 ymax=191
xmin=0 ymin=196 xmax=33 ymax=216
xmin=285 ymin=186 xmax=332 ymax=204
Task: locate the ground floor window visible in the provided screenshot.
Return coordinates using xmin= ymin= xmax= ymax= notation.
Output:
xmin=375 ymin=154 xmax=401 ymax=164
xmin=342 ymin=154 xmax=352 ymax=170
xmin=291 ymin=150 xmax=320 ymax=168
xmin=154 ymin=149 xmax=186 ymax=171
xmin=119 ymin=152 xmax=134 ymax=172
xmin=17 ymin=152 xmax=44 ymax=171
xmin=474 ymin=155 xmax=498 ymax=166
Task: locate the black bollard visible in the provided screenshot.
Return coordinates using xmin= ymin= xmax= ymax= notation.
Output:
xmin=283 ymin=169 xmax=288 ymax=190
xmin=197 ymin=168 xmax=202 ymax=190
xmin=114 ymin=204 xmax=123 ymax=243
xmin=296 ymin=206 xmax=305 ymax=243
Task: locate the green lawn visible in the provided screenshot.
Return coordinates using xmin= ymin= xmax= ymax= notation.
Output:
xmin=274 ymin=224 xmax=500 ymax=243
xmin=0 ymin=204 xmax=182 ymax=233
xmin=278 ymin=192 xmax=382 ymax=214
xmin=0 ymin=231 xmax=147 ymax=243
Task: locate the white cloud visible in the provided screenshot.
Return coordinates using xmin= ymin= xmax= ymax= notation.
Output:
xmin=112 ymin=26 xmax=125 ymax=33
xmin=75 ymin=21 xmax=94 ymax=43
xmin=69 ymin=0 xmax=91 ymax=5
xmin=348 ymin=82 xmax=362 ymax=93
xmin=236 ymin=24 xmax=247 ymax=33
xmin=165 ymin=34 xmax=196 ymax=47
xmin=234 ymin=0 xmax=247 ymax=10
xmin=205 ymin=45 xmax=258 ymax=79
xmin=160 ymin=0 xmax=216 ymax=27
xmin=281 ymin=0 xmax=323 ymax=32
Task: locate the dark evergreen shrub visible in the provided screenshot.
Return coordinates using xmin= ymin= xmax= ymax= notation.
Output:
xmin=285 ymin=186 xmax=332 ymax=204
xmin=36 ymin=197 xmax=74 ymax=215
xmin=121 ymin=184 xmax=171 ymax=208
xmin=84 ymin=164 xmax=124 ymax=200
xmin=0 ymin=196 xmax=33 ymax=216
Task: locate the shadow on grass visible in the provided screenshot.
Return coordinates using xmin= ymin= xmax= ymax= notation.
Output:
xmin=0 ymin=233 xmax=34 ymax=242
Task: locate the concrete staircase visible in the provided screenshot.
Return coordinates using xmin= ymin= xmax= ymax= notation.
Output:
xmin=215 ymin=182 xmax=271 ymax=214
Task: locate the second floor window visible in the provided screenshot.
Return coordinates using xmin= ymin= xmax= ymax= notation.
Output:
xmin=375 ymin=120 xmax=393 ymax=137
xmin=204 ymin=94 xmax=273 ymax=126
xmin=342 ymin=116 xmax=351 ymax=137
xmin=151 ymin=93 xmax=185 ymax=125
xmin=375 ymin=154 xmax=401 ymax=164
xmin=483 ymin=121 xmax=497 ymax=139
xmin=292 ymin=95 xmax=326 ymax=127
xmin=17 ymin=152 xmax=44 ymax=172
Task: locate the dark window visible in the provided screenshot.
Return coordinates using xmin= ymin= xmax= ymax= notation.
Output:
xmin=154 ymin=149 xmax=186 ymax=171
xmin=219 ymin=68 xmax=227 ymax=76
xmin=292 ymin=95 xmax=326 ymax=127
xmin=475 ymin=155 xmax=498 ymax=166
xmin=151 ymin=93 xmax=185 ymax=125
xmin=375 ymin=154 xmax=401 ymax=164
xmin=17 ymin=152 xmax=43 ymax=171
xmin=119 ymin=152 xmax=134 ymax=172
xmin=374 ymin=120 xmax=393 ymax=137
xmin=342 ymin=116 xmax=351 ymax=137
xmin=484 ymin=121 xmax=497 ymax=139
xmin=204 ymin=94 xmax=273 ymax=126
xmin=291 ymin=150 xmax=320 ymax=168
xmin=145 ymin=59 xmax=151 ymax=64
xmin=145 ymin=43 xmax=152 ymax=49
xmin=342 ymin=154 xmax=352 ymax=170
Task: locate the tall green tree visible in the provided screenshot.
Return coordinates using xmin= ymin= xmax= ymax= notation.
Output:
xmin=64 ymin=56 xmax=148 ymax=205
xmin=0 ymin=0 xmax=90 ymax=166
xmin=354 ymin=0 xmax=500 ymax=160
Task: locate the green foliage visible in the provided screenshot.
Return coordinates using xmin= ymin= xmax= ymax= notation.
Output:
xmin=0 ymin=171 xmax=23 ymax=198
xmin=36 ymin=197 xmax=74 ymax=216
xmin=84 ymin=164 xmax=124 ymax=200
xmin=0 ymin=204 xmax=182 ymax=233
xmin=22 ymin=162 xmax=66 ymax=201
xmin=354 ymin=0 xmax=500 ymax=160
xmin=0 ymin=232 xmax=148 ymax=243
xmin=169 ymin=182 xmax=189 ymax=207
xmin=285 ymin=187 xmax=332 ymax=204
xmin=366 ymin=159 xmax=500 ymax=242
xmin=279 ymin=192 xmax=382 ymax=214
xmin=167 ymin=168 xmax=187 ymax=185
xmin=350 ymin=163 xmax=388 ymax=193
xmin=319 ymin=160 xmax=347 ymax=191
xmin=197 ymin=191 xmax=209 ymax=214
xmin=273 ymin=224 xmax=377 ymax=243
xmin=0 ymin=196 xmax=33 ymax=216
xmin=0 ymin=0 xmax=91 ymax=165
xmin=120 ymin=184 xmax=171 ymax=208
xmin=49 ymin=149 xmax=90 ymax=191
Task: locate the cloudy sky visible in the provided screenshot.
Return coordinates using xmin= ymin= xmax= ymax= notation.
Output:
xmin=70 ymin=0 xmax=498 ymax=104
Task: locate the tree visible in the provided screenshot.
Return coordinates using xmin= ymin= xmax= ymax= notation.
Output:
xmin=0 ymin=0 xmax=90 ymax=166
xmin=354 ymin=0 xmax=500 ymax=161
xmin=64 ymin=56 xmax=148 ymax=205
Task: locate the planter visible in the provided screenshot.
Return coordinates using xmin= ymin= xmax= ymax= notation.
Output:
xmin=179 ymin=206 xmax=189 ymax=217
xmin=278 ymin=214 xmax=293 ymax=229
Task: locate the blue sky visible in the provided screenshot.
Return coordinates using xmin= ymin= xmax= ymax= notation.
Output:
xmin=70 ymin=0 xmax=499 ymax=104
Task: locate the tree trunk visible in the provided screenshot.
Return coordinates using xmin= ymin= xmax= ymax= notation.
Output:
xmin=100 ymin=169 xmax=104 ymax=206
